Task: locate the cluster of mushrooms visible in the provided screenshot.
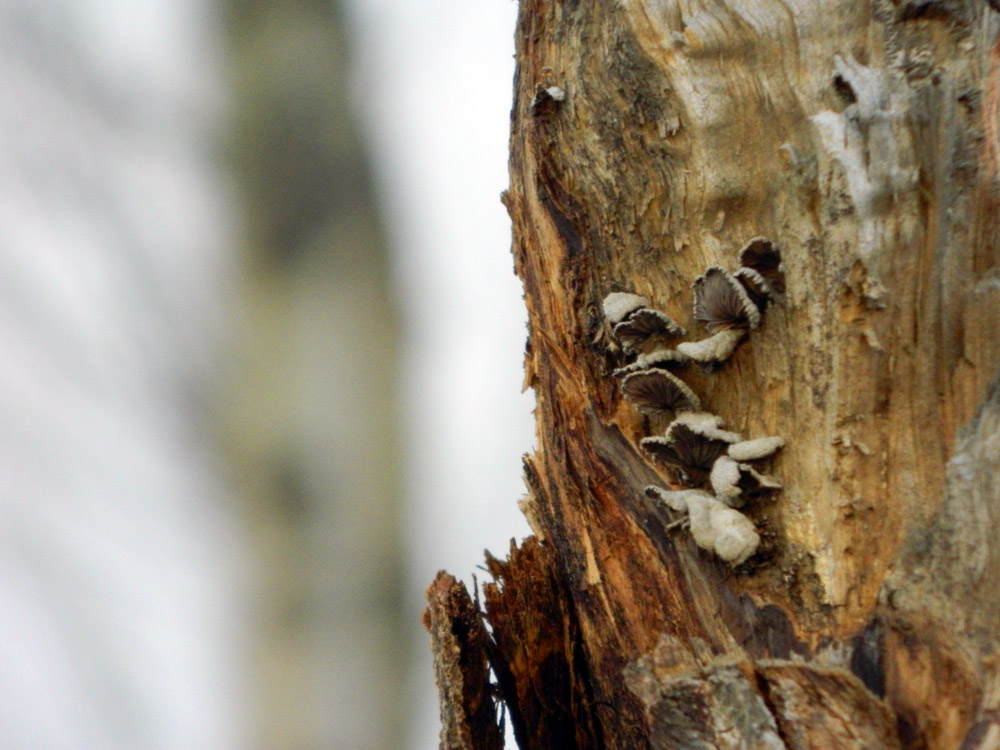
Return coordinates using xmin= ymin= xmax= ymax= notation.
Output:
xmin=603 ymin=239 xmax=786 ymax=566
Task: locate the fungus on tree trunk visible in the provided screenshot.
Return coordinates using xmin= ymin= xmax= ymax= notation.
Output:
xmin=425 ymin=1 xmax=1000 ymax=747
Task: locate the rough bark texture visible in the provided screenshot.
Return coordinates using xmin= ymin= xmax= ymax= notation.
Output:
xmin=425 ymin=1 xmax=1000 ymax=748
xmin=425 ymin=573 xmax=505 ymax=750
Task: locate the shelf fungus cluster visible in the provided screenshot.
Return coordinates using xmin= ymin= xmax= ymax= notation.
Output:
xmin=602 ymin=238 xmax=786 ymax=565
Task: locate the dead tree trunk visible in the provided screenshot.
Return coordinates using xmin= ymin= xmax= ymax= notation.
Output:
xmin=426 ymin=1 xmax=1000 ymax=748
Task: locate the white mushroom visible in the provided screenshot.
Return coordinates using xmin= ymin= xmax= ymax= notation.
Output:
xmin=670 ymin=411 xmax=725 ymax=431
xmin=688 ymin=495 xmax=760 ymax=565
xmin=728 ymin=436 xmax=785 ymax=462
xmin=612 ymin=348 xmax=689 ymax=377
xmin=602 ymin=292 xmax=650 ymax=325
xmin=672 ymin=412 xmax=743 ymax=443
xmin=710 ymin=455 xmax=783 ymax=507
xmin=644 ymin=485 xmax=708 ymax=513
xmin=676 ymin=328 xmax=746 ymax=364
xmin=710 ymin=455 xmax=744 ymax=505
xmin=645 ymin=485 xmax=760 ymax=565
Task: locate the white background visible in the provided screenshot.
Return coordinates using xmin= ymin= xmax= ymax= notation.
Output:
xmin=343 ymin=2 xmax=535 ymax=745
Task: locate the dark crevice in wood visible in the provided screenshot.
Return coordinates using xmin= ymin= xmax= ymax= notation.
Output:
xmin=484 ymin=539 xmax=608 ymax=750
xmin=753 ymin=665 xmax=793 ymax=750
xmin=726 ymin=595 xmax=810 ymax=661
xmin=849 ymin=616 xmax=887 ymax=697
xmin=536 ymin=177 xmax=585 ymax=261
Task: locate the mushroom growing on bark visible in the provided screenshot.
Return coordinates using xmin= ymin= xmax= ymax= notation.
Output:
xmin=614 ymin=308 xmax=686 ymax=352
xmin=602 ymin=291 xmax=650 ymax=325
xmin=641 ymin=415 xmax=742 ymax=485
xmin=613 ymin=347 xmax=689 ymax=377
xmin=621 ymin=369 xmax=701 ymax=417
xmin=645 ymin=485 xmax=760 ymax=565
xmin=710 ymin=455 xmax=783 ymax=507
xmin=738 ymin=237 xmax=785 ymax=298
xmin=728 ymin=435 xmax=785 ymax=462
xmin=676 ymin=328 xmax=747 ymax=365
xmin=693 ymin=266 xmax=762 ymax=332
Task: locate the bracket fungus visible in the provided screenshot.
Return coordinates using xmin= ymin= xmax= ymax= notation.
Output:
xmin=603 ymin=240 xmax=787 ymax=567
xmin=733 ymin=267 xmax=774 ymax=312
xmin=693 ymin=266 xmax=762 ymax=332
xmin=676 ymin=328 xmax=746 ymax=365
xmin=728 ymin=435 xmax=785 ymax=462
xmin=529 ymin=83 xmax=567 ymax=116
xmin=677 ymin=239 xmax=785 ymax=366
xmin=709 ymin=455 xmax=744 ymax=505
xmin=602 ymin=291 xmax=687 ymax=356
xmin=672 ymin=411 xmax=743 ymax=444
xmin=621 ymin=369 xmax=701 ymax=417
xmin=602 ymin=292 xmax=651 ymax=326
xmin=709 ymin=455 xmax=782 ymax=508
xmin=644 ymin=485 xmax=711 ymax=513
xmin=645 ymin=485 xmax=760 ymax=566
xmin=612 ymin=348 xmax=689 ymax=377
xmin=614 ymin=308 xmax=686 ymax=352
xmin=641 ymin=416 xmax=742 ymax=484
xmin=737 ymin=237 xmax=785 ymax=298
xmin=734 ymin=463 xmax=782 ymax=497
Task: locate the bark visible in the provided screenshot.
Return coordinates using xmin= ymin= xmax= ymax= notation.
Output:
xmin=425 ymin=574 xmax=505 ymax=750
xmin=425 ymin=1 xmax=1000 ymax=748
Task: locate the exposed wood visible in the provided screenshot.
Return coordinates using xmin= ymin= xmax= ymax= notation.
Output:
xmin=424 ymin=573 xmax=504 ymax=750
xmin=426 ymin=0 xmax=1000 ymax=747
xmin=484 ymin=538 xmax=605 ymax=748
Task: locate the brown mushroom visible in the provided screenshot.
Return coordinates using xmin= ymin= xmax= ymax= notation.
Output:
xmin=733 ymin=266 xmax=774 ymax=311
xmin=612 ymin=347 xmax=689 ymax=377
xmin=614 ymin=308 xmax=686 ymax=352
xmin=621 ymin=369 xmax=701 ymax=417
xmin=641 ymin=417 xmax=741 ymax=485
xmin=738 ymin=237 xmax=785 ymax=297
xmin=693 ymin=266 xmax=762 ymax=332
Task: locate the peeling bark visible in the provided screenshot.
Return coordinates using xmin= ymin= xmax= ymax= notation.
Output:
xmin=425 ymin=1 xmax=1000 ymax=747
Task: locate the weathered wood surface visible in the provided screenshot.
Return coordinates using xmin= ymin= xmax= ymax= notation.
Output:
xmin=425 ymin=573 xmax=505 ymax=750
xmin=426 ymin=1 xmax=1000 ymax=747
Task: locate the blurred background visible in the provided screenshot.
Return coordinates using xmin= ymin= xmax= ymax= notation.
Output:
xmin=0 ymin=0 xmax=532 ymax=748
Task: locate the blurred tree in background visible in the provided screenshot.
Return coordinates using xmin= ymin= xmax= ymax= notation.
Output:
xmin=221 ymin=1 xmax=407 ymax=747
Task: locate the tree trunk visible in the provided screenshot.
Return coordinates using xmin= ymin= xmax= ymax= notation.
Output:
xmin=425 ymin=1 xmax=1000 ymax=748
